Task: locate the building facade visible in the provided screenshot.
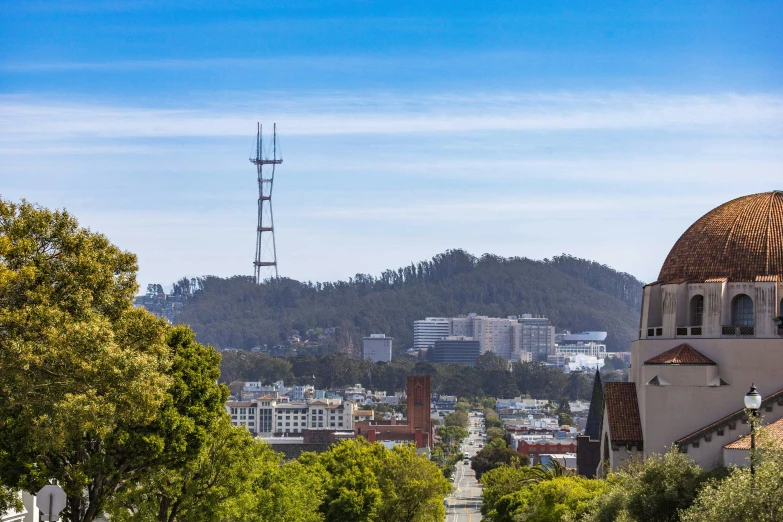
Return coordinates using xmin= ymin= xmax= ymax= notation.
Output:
xmin=427 ymin=336 xmax=481 ymax=365
xmin=363 ymin=334 xmax=393 ymax=362
xmin=227 ymin=397 xmax=355 ymax=435
xmin=413 ymin=317 xmax=451 ymax=350
xmin=597 ymin=191 xmax=783 ymax=474
xmin=414 ymin=313 xmax=555 ymax=362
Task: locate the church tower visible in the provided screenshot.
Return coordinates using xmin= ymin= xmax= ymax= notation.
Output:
xmin=599 ymin=191 xmax=783 ymax=474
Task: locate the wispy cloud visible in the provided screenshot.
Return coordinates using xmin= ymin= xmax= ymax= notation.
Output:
xmin=2 ymin=92 xmax=782 ymax=141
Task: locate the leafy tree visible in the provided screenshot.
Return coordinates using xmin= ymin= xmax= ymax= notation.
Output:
xmin=251 ymin=453 xmax=327 ymax=522
xmin=106 ymin=417 xmax=271 ymax=522
xmin=556 ymin=398 xmax=574 ymax=426
xmin=455 ymin=400 xmax=472 ymax=413
xmin=375 ymin=444 xmax=451 ymax=522
xmin=0 ymin=200 xmax=174 ymax=522
xmin=316 ymin=440 xmax=450 ymax=522
xmin=582 ymin=449 xmax=707 ymax=522
xmin=471 ymin=447 xmax=529 ymax=479
xmin=680 ymin=433 xmax=783 ymax=522
xmin=438 ymin=426 xmax=469 ymax=448
xmin=444 ymin=411 xmax=469 ymax=429
xmin=494 ymin=476 xmax=605 ymax=522
xmin=487 ymin=427 xmax=506 ymax=443
xmin=604 ymin=356 xmax=627 ymax=371
xmin=317 ymin=440 xmax=385 ymax=522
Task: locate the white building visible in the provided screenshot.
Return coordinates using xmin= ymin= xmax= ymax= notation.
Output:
xmin=415 ymin=313 xmax=555 ymax=362
xmin=413 ymin=317 xmax=451 ymax=350
xmin=226 ymin=397 xmax=355 ymax=435
xmin=363 ymin=334 xmax=393 ymax=362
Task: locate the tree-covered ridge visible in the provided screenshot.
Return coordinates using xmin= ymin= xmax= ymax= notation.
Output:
xmin=176 ymin=250 xmax=644 ymax=353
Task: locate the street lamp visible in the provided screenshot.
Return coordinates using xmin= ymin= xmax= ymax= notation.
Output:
xmin=744 ymin=383 xmax=762 ymax=480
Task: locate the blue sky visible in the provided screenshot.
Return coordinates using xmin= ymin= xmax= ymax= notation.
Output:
xmin=1 ymin=1 xmax=782 ymax=289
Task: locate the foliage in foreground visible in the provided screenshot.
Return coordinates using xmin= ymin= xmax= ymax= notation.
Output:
xmin=0 ymin=200 xmax=452 ymax=522
xmin=581 ymin=449 xmax=707 ymax=522
xmin=482 ymin=441 xmax=783 ymax=522
xmin=679 ymin=433 xmax=783 ymax=522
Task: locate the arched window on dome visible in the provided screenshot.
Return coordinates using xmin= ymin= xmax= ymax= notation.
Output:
xmin=690 ymin=295 xmax=704 ymax=326
xmin=731 ymin=294 xmax=754 ymax=326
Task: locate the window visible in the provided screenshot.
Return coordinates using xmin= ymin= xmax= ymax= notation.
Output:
xmin=690 ymin=295 xmax=704 ymax=326
xmin=732 ymin=294 xmax=754 ymax=326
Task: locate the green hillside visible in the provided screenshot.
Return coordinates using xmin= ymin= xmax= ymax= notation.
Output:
xmin=175 ymin=250 xmax=644 ymax=354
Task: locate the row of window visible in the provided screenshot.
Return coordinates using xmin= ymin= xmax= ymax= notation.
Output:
xmin=687 ymin=294 xmax=783 ymax=327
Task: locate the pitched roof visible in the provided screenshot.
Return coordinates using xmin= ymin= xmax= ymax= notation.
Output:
xmin=584 ymin=370 xmax=603 ymax=440
xmin=643 ymin=344 xmax=716 ymax=365
xmin=677 ymin=386 xmax=783 ymax=450
xmin=724 ymin=417 xmax=783 ymax=449
xmin=604 ymin=382 xmax=643 ymax=444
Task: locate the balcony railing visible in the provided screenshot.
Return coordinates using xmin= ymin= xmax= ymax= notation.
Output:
xmin=676 ymin=326 xmax=703 ymax=336
xmin=721 ymin=325 xmax=755 ymax=337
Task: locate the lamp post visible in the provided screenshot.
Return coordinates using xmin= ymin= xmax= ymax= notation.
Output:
xmin=744 ymin=383 xmax=762 ymax=481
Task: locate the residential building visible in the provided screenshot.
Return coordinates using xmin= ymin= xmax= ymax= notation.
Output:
xmin=353 ymin=409 xmax=375 ymax=423
xmin=427 ymin=336 xmax=480 ymax=365
xmin=226 ymin=397 xmax=355 ymax=435
xmin=363 ymin=333 xmax=393 ymax=362
xmin=595 ymin=191 xmax=783 ymax=475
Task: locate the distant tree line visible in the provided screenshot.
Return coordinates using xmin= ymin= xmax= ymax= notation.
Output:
xmin=220 ymin=351 xmax=602 ymax=402
xmin=174 ymin=249 xmax=644 ymax=354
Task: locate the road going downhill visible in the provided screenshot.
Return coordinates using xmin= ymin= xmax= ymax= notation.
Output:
xmin=445 ymin=412 xmax=483 ymax=522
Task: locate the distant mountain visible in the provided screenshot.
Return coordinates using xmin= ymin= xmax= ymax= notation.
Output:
xmin=174 ymin=250 xmax=644 ymax=354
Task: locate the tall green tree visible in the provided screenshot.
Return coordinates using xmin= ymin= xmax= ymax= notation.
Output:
xmin=0 ymin=200 xmax=172 ymax=522
xmin=0 ymin=200 xmax=229 ymax=522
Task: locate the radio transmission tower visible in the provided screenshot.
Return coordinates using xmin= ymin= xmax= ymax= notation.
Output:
xmin=250 ymin=123 xmax=283 ymax=284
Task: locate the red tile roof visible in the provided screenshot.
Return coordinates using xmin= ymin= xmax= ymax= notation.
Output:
xmin=755 ymin=275 xmax=780 ymax=282
xmin=724 ymin=417 xmax=783 ymax=449
xmin=604 ymin=382 xmax=643 ymax=444
xmin=643 ymin=344 xmax=716 ymax=365
xmin=658 ymin=191 xmax=783 ymax=283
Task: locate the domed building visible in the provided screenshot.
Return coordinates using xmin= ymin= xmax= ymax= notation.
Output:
xmin=594 ymin=191 xmax=783 ymax=474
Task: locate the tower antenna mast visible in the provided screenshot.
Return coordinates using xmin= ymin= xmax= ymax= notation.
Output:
xmin=250 ymin=122 xmax=283 ymax=284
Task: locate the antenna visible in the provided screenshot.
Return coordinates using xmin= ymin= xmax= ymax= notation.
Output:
xmin=250 ymin=122 xmax=283 ymax=284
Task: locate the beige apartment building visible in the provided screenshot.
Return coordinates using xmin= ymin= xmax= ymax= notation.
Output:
xmin=226 ymin=397 xmax=355 ymax=435
xmin=598 ymin=191 xmax=783 ymax=474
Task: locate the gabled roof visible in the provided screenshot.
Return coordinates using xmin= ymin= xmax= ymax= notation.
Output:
xmin=644 ymin=344 xmax=716 ymax=365
xmin=724 ymin=418 xmax=783 ymax=449
xmin=604 ymin=382 xmax=643 ymax=444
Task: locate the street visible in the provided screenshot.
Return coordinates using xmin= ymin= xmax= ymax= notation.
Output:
xmin=445 ymin=412 xmax=483 ymax=522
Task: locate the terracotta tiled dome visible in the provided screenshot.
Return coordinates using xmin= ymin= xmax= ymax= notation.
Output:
xmin=658 ymin=191 xmax=783 ymax=283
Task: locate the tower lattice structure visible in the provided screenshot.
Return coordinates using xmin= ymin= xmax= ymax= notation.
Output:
xmin=250 ymin=123 xmax=283 ymax=284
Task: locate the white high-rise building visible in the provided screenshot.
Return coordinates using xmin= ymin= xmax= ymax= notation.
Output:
xmin=414 ymin=314 xmax=555 ymax=362
xmin=363 ymin=334 xmax=393 ymax=362
xmin=413 ymin=317 xmax=451 ymax=350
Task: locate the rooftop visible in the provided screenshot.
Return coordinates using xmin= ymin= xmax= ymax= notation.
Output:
xmin=658 ymin=191 xmax=783 ymax=283
xmin=604 ymin=382 xmax=643 ymax=444
xmin=643 ymin=344 xmax=716 ymax=365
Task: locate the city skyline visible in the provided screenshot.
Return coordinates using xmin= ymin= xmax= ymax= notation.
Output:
xmin=2 ymin=1 xmax=781 ymax=288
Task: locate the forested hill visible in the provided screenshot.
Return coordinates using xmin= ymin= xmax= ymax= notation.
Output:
xmin=174 ymin=250 xmax=644 ymax=353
